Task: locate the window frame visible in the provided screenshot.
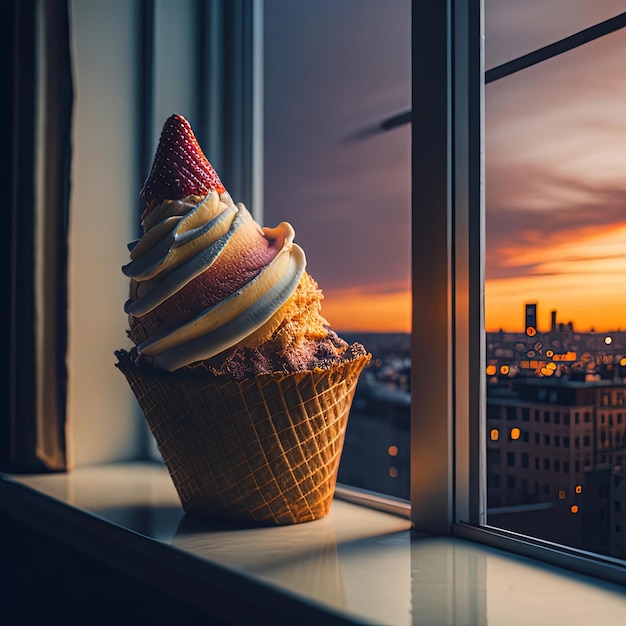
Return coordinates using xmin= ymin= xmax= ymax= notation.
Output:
xmin=5 ymin=0 xmax=625 ymax=588
xmin=410 ymin=0 xmax=485 ymax=534
xmin=425 ymin=0 xmax=626 ymax=585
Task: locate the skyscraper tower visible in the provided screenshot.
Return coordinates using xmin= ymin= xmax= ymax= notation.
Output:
xmin=525 ymin=303 xmax=537 ymax=336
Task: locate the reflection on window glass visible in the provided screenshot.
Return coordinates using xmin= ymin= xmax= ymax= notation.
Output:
xmin=485 ymin=3 xmax=626 ymax=560
xmin=263 ymin=0 xmax=411 ymax=499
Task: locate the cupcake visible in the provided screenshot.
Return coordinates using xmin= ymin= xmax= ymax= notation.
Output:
xmin=116 ymin=114 xmax=370 ymax=525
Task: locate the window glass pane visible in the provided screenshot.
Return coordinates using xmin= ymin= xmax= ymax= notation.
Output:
xmin=263 ymin=0 xmax=411 ymax=499
xmin=485 ymin=4 xmax=626 ymax=560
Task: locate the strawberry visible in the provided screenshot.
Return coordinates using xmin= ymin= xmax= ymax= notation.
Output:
xmin=140 ymin=114 xmax=226 ymax=214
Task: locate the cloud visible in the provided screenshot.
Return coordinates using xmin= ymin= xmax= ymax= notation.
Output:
xmin=486 ymin=163 xmax=626 ymax=280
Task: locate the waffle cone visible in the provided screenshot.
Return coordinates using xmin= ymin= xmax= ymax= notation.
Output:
xmin=115 ymin=349 xmax=370 ymax=525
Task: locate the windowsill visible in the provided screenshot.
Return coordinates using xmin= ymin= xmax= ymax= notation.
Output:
xmin=1 ymin=462 xmax=624 ymax=625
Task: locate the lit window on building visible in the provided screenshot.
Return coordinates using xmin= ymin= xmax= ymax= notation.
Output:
xmin=575 ymin=485 xmax=582 ymax=494
xmin=486 ymin=364 xmax=497 ymax=376
xmin=558 ymin=490 xmax=566 ymax=500
xmin=490 ymin=429 xmax=499 ymax=441
xmin=571 ymin=505 xmax=579 ymax=514
xmin=510 ymin=427 xmax=521 ymax=440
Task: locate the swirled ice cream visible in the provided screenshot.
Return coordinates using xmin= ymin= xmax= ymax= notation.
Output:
xmin=123 ymin=114 xmax=365 ymax=376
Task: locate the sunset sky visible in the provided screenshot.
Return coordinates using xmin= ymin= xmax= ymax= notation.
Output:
xmin=485 ymin=0 xmax=626 ymax=333
xmin=263 ymin=1 xmax=626 ymax=334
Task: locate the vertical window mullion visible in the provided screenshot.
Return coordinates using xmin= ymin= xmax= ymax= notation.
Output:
xmin=411 ymin=0 xmax=454 ymax=534
xmin=227 ymin=0 xmax=263 ymax=220
xmin=411 ymin=0 xmax=484 ymax=533
xmin=453 ymin=0 xmax=486 ymax=527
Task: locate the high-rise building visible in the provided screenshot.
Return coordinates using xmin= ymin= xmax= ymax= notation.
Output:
xmin=582 ymin=465 xmax=626 ymax=559
xmin=486 ymin=377 xmax=626 ymax=551
xmin=525 ymin=303 xmax=538 ymax=335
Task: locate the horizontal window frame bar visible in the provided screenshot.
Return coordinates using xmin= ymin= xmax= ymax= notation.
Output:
xmin=380 ymin=10 xmax=626 ymax=130
xmin=485 ymin=10 xmax=626 ymax=83
xmin=334 ymin=483 xmax=411 ymax=521
xmin=453 ymin=522 xmax=626 ymax=587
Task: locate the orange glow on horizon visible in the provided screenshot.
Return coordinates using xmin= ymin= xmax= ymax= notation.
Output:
xmin=321 ymin=226 xmax=626 ymax=334
xmin=322 ymin=287 xmax=410 ymax=333
xmin=487 ymin=224 xmax=626 ymax=333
